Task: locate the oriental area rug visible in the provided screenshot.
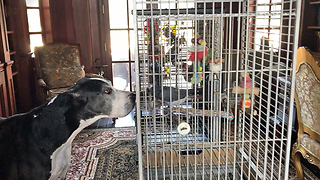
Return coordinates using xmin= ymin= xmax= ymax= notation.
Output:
xmin=66 ymin=127 xmax=138 ymax=180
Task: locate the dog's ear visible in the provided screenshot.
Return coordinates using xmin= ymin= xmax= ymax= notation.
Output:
xmin=67 ymin=91 xmax=88 ymax=107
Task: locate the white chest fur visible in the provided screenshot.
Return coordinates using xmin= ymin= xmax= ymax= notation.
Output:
xmin=49 ymin=115 xmax=106 ymax=180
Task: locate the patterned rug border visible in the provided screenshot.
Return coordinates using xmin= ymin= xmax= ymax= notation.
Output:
xmin=66 ymin=127 xmax=136 ymax=180
xmin=83 ymin=137 xmax=136 ymax=179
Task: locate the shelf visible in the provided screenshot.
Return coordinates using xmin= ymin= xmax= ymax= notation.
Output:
xmin=310 ymin=1 xmax=320 ymax=5
xmin=136 ymin=7 xmax=223 ymax=16
xmin=307 ymin=26 xmax=320 ymax=30
xmin=12 ymin=71 xmax=18 ymax=76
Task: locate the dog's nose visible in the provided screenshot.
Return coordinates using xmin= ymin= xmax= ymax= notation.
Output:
xmin=129 ymin=92 xmax=136 ymax=102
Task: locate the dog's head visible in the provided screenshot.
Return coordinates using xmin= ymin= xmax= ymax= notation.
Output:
xmin=52 ymin=78 xmax=136 ymax=119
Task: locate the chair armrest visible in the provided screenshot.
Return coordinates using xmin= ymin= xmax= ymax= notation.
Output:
xmin=38 ymin=79 xmax=49 ymax=90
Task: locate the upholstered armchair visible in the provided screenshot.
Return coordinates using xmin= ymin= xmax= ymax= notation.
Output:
xmin=34 ymin=43 xmax=102 ymax=102
xmin=292 ymin=47 xmax=320 ymax=180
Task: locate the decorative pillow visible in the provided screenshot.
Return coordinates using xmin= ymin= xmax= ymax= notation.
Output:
xmin=41 ymin=66 xmax=85 ymax=89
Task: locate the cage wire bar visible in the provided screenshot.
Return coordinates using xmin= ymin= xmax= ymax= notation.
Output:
xmin=133 ymin=0 xmax=301 ymax=179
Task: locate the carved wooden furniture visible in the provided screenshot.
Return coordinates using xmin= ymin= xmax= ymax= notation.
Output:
xmin=0 ymin=0 xmax=16 ymax=117
xmin=292 ymin=47 xmax=320 ymax=180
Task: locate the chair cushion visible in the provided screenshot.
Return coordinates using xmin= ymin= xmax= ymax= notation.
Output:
xmin=36 ymin=43 xmax=85 ymax=89
xmin=42 ymin=67 xmax=85 ymax=89
xmin=37 ymin=44 xmax=83 ymax=68
xmin=296 ymin=63 xmax=320 ymax=135
xmin=300 ymin=133 xmax=320 ymax=160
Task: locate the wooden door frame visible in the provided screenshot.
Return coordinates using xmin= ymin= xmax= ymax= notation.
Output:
xmin=97 ymin=0 xmax=113 ymax=81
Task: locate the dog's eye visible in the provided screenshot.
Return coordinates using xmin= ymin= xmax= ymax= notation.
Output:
xmin=104 ymin=89 xmax=112 ymax=94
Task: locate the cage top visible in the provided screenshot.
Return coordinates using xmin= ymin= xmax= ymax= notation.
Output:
xmin=134 ymin=7 xmax=224 ymax=16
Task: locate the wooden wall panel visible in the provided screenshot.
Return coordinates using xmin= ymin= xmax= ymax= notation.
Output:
xmin=50 ymin=0 xmax=76 ymax=43
xmin=98 ymin=0 xmax=112 ymax=80
xmin=72 ymin=0 xmax=93 ymax=72
xmin=298 ymin=0 xmax=317 ymax=51
xmin=40 ymin=0 xmax=53 ymax=43
xmin=88 ymin=0 xmax=102 ymax=74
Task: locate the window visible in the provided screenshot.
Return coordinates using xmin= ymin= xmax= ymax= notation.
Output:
xmin=26 ymin=0 xmax=43 ymax=54
xmin=254 ymin=0 xmax=282 ymax=51
xmin=108 ymin=0 xmax=135 ymax=91
xmin=108 ymin=0 xmax=195 ymax=92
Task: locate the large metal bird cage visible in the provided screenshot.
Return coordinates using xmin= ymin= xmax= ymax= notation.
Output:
xmin=133 ymin=0 xmax=301 ymax=179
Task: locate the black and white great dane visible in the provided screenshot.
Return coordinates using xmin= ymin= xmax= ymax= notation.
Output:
xmin=0 ymin=77 xmax=136 ymax=180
